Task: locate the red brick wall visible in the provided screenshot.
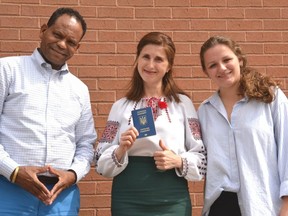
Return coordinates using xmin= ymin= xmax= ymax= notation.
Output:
xmin=1 ymin=1 xmax=288 ymax=216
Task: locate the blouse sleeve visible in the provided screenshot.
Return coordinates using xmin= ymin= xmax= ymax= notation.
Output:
xmin=176 ymin=95 xmax=207 ymax=181
xmin=95 ymin=98 xmax=129 ymax=178
xmin=272 ymin=88 xmax=288 ymax=197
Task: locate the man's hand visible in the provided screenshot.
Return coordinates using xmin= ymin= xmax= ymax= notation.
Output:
xmin=14 ymin=166 xmax=52 ymax=203
xmin=44 ymin=166 xmax=76 ymax=205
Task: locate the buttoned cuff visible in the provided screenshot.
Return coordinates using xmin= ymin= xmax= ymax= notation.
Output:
xmin=176 ymin=157 xmax=188 ymax=177
xmin=280 ymin=180 xmax=288 ymax=198
xmin=0 ymin=157 xmax=19 ymax=181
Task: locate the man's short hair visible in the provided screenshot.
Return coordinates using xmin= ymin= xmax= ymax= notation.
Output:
xmin=47 ymin=7 xmax=87 ymax=39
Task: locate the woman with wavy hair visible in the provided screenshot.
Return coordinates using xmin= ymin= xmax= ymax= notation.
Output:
xmin=198 ymin=35 xmax=288 ymax=216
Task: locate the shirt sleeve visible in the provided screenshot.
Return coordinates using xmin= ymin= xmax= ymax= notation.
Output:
xmin=175 ymin=95 xmax=207 ymax=181
xmin=273 ymin=88 xmax=288 ymax=198
xmin=0 ymin=58 xmax=19 ymax=180
xmin=95 ymin=98 xmax=129 ymax=178
xmin=70 ymin=85 xmax=97 ymax=183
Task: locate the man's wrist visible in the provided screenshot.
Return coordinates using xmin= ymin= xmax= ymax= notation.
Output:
xmin=10 ymin=166 xmax=20 ymax=183
xmin=68 ymin=169 xmax=77 ymax=184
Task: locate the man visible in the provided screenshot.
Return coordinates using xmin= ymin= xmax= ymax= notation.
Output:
xmin=0 ymin=7 xmax=97 ymax=215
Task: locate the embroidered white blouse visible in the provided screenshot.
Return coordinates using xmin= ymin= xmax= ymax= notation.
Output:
xmin=198 ymin=87 xmax=288 ymax=216
xmin=95 ymin=94 xmax=206 ymax=181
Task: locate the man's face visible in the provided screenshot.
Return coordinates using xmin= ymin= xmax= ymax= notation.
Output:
xmin=39 ymin=14 xmax=83 ymax=70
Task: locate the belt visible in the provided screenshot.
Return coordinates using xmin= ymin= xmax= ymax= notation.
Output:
xmin=38 ymin=176 xmax=59 ymax=185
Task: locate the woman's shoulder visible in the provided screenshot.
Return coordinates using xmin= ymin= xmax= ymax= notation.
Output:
xmin=113 ymin=97 xmax=128 ymax=107
xmin=177 ymin=93 xmax=191 ymax=103
xmin=111 ymin=97 xmax=135 ymax=109
xmin=175 ymin=94 xmax=197 ymax=111
xmin=272 ymin=86 xmax=288 ymax=104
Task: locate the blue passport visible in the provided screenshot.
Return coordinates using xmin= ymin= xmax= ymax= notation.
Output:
xmin=132 ymin=107 xmax=156 ymax=139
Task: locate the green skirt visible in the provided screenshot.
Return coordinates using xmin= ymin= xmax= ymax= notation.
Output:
xmin=111 ymin=156 xmax=192 ymax=216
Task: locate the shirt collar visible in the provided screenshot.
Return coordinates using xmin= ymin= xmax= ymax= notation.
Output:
xmin=31 ymin=48 xmax=69 ymax=75
xmin=203 ymin=90 xmax=248 ymax=105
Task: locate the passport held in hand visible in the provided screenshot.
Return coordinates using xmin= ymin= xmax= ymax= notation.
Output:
xmin=132 ymin=107 xmax=156 ymax=139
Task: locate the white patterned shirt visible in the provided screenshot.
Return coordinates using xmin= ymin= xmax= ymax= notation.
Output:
xmin=198 ymin=87 xmax=288 ymax=216
xmin=0 ymin=49 xmax=97 ymax=182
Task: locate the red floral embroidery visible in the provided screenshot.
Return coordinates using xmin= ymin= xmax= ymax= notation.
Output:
xmin=99 ymin=121 xmax=119 ymax=143
xmin=145 ymin=97 xmax=170 ymax=122
xmin=158 ymin=101 xmax=168 ymax=109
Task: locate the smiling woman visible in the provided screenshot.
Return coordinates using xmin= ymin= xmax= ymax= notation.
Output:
xmin=136 ymin=44 xmax=170 ymax=92
xmin=95 ymin=32 xmax=207 ymax=216
xmin=202 ymin=44 xmax=242 ymax=90
xmin=198 ymin=36 xmax=288 ymax=216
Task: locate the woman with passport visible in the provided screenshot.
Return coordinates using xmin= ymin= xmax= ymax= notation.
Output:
xmin=95 ymin=32 xmax=207 ymax=216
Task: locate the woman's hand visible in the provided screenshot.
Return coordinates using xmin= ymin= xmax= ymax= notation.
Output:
xmin=280 ymin=196 xmax=288 ymax=216
xmin=115 ymin=126 xmax=138 ymax=161
xmin=153 ymin=139 xmax=182 ymax=171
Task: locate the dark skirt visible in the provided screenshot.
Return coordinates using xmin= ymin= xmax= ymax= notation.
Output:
xmin=111 ymin=156 xmax=192 ymax=216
